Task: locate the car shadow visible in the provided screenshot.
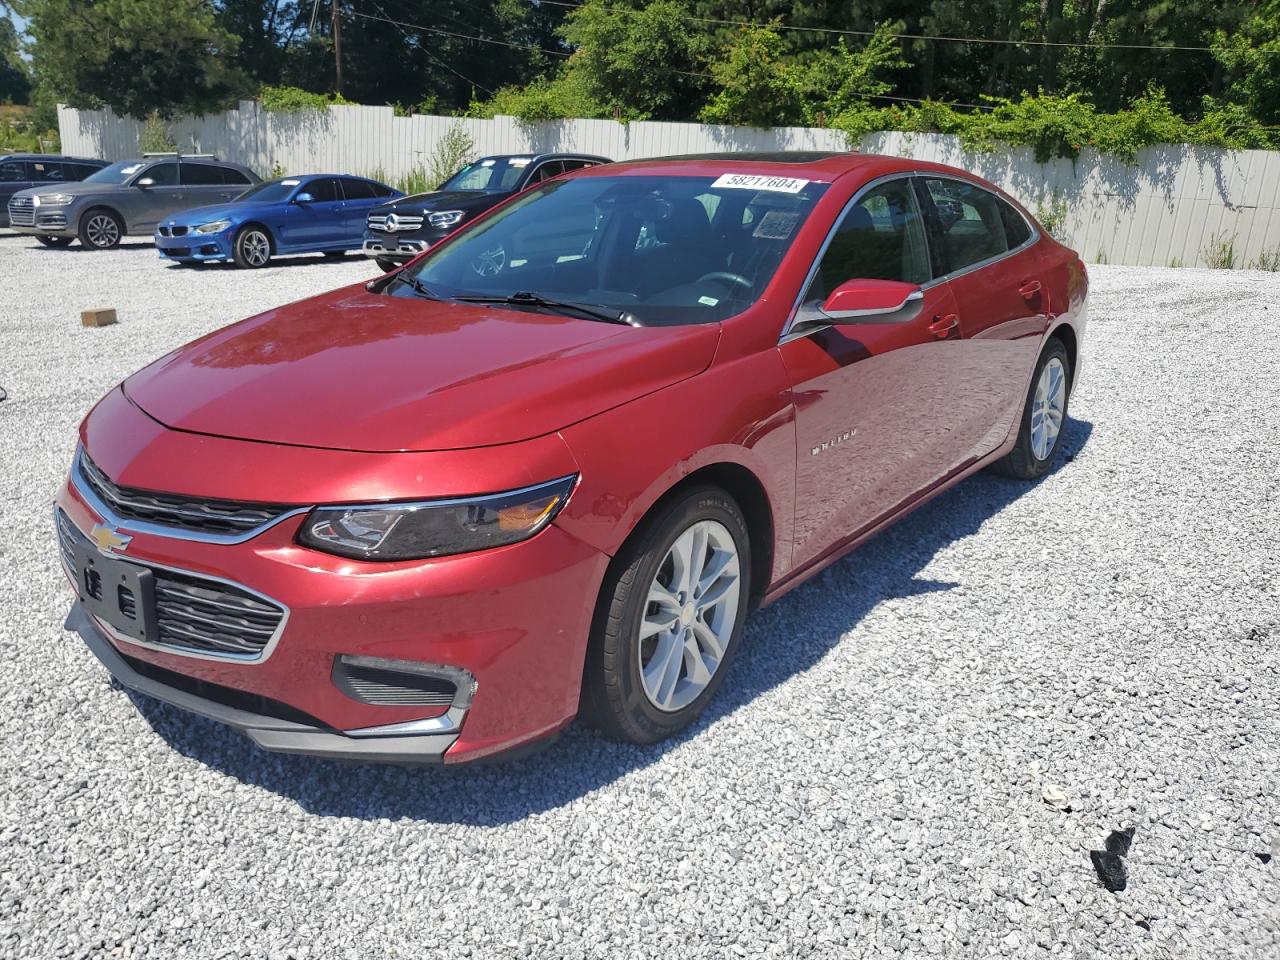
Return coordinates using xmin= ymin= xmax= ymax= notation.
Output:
xmin=161 ymin=253 xmax=370 ymax=272
xmin=126 ymin=418 xmax=1095 ymax=823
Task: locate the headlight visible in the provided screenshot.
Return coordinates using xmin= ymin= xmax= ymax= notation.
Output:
xmin=427 ymin=210 xmax=465 ymax=229
xmin=34 ymin=193 xmax=74 ymax=207
xmin=297 ymin=475 xmax=577 ymax=561
xmin=193 ymin=219 xmax=232 ymax=234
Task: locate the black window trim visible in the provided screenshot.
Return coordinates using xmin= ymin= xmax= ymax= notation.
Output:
xmin=780 ymin=171 xmax=1039 ymax=343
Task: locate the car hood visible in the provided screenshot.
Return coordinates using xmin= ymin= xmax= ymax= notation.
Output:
xmin=123 ymin=285 xmax=720 ymax=452
xmin=163 ymin=202 xmax=261 ymax=226
xmin=20 ymin=181 xmax=126 ymax=200
xmin=371 ymin=190 xmax=495 ymax=215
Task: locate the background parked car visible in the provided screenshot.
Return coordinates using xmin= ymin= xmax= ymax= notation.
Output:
xmin=155 ymin=174 xmax=402 ymax=268
xmin=363 ymin=152 xmax=610 ymax=271
xmin=7 ymin=154 xmax=260 ymax=250
xmin=0 ymin=153 xmax=109 ymax=230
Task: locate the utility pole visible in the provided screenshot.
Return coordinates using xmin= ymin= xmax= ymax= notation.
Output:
xmin=332 ymin=0 xmax=343 ymax=96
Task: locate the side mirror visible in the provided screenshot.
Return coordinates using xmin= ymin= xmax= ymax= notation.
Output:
xmin=135 ymin=177 xmax=155 ymax=188
xmin=293 ymin=191 xmax=315 ymax=204
xmin=820 ymin=278 xmax=923 ymax=324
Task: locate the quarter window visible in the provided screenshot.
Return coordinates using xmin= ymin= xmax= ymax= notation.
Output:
xmin=798 ymin=179 xmax=931 ymax=324
xmin=921 ymin=177 xmax=1013 ymax=272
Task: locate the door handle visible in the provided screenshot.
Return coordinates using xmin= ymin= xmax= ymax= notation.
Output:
xmin=1018 ymin=279 xmax=1043 ymax=299
xmin=928 ymin=314 xmax=959 ymax=339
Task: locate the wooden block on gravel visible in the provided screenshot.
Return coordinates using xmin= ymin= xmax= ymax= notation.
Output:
xmin=80 ymin=308 xmax=117 ymax=327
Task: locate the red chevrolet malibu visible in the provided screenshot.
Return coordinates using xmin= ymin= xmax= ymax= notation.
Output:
xmin=57 ymin=152 xmax=1087 ymax=763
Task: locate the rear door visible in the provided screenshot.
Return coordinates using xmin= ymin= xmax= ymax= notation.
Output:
xmin=179 ymin=161 xmax=242 ymax=207
xmin=916 ymin=176 xmax=1050 ymax=460
xmin=780 ymin=175 xmax=967 ymax=570
xmin=337 ymin=179 xmax=381 ymax=242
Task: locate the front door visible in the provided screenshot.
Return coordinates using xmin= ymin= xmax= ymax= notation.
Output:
xmin=126 ymin=161 xmax=181 ymax=230
xmin=282 ymin=177 xmax=345 ymax=248
xmin=780 ymin=176 xmax=969 ymax=571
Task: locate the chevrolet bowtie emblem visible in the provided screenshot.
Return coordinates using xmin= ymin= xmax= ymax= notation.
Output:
xmin=90 ymin=523 xmax=132 ymax=553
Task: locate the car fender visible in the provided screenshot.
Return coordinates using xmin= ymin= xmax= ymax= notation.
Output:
xmin=555 ymin=344 xmax=797 ymax=590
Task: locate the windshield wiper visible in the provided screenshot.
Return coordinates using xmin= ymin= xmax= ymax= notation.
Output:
xmin=390 ymin=272 xmax=438 ymax=300
xmin=453 ymin=291 xmax=642 ymax=326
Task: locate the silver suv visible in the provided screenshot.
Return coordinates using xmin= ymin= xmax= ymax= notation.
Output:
xmin=8 ymin=154 xmax=260 ymax=250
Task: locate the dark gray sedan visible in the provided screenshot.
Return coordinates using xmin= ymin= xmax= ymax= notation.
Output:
xmin=8 ymin=155 xmax=260 ymax=249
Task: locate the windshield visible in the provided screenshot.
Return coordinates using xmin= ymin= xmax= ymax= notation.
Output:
xmin=438 ymin=156 xmax=536 ymax=193
xmin=396 ymin=174 xmax=830 ymax=325
xmin=83 ymin=161 xmax=147 ymax=185
xmin=233 ymin=178 xmax=304 ymax=203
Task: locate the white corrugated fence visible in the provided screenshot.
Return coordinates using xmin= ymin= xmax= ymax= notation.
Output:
xmin=56 ymin=101 xmax=1280 ymax=269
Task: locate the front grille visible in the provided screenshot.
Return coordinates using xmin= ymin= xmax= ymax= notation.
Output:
xmin=367 ymin=214 xmax=423 ymax=233
xmin=171 ymin=225 xmax=188 ymax=237
xmin=333 ymin=657 xmax=457 ymax=707
xmin=163 ymin=247 xmax=192 ymax=257
xmin=78 ymin=452 xmax=293 ymax=535
xmin=8 ymin=196 xmax=34 ymax=226
xmin=57 ymin=509 xmax=287 ymax=659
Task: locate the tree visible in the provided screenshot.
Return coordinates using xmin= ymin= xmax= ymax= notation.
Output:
xmin=700 ymin=23 xmax=804 ymax=127
xmin=24 ymin=0 xmax=249 ymax=117
xmin=0 ymin=14 xmax=30 ymax=103
xmin=1212 ymin=1 xmax=1280 ymax=126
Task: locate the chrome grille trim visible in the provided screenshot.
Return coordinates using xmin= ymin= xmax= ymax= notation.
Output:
xmin=8 ymin=197 xmax=35 ymax=226
xmin=71 ymin=447 xmax=310 ymax=545
xmin=367 ymin=213 xmax=424 ymax=232
xmin=55 ymin=508 xmax=290 ymax=663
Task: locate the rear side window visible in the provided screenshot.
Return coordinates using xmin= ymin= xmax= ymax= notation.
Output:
xmin=921 ymin=177 xmax=1011 ymax=272
xmin=1001 ymin=200 xmax=1032 ymax=247
xmin=180 ymin=163 xmax=224 ymax=185
xmin=219 ymin=166 xmax=252 ymax=185
xmin=341 ymin=179 xmax=378 ymax=200
xmin=371 ymin=181 xmax=396 ymax=197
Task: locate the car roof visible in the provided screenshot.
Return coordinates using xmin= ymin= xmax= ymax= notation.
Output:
xmin=1 ymin=153 xmax=107 ymax=163
xmin=474 ymin=152 xmax=611 ymax=164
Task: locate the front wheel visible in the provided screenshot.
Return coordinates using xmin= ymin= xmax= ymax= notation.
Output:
xmin=375 ymin=257 xmax=398 ymax=273
xmin=36 ymin=235 xmax=74 ymax=248
xmin=582 ymin=486 xmax=752 ymax=744
xmin=990 ymin=338 xmax=1072 ymax=480
xmin=232 ymin=226 xmax=272 ymax=268
xmin=77 ymin=209 xmax=123 ymax=250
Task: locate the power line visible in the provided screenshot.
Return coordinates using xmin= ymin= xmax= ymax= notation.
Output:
xmin=364 ymin=0 xmax=496 ymax=95
xmin=347 ymin=9 xmax=573 ymax=61
xmin=536 ymin=0 xmax=1271 ymax=56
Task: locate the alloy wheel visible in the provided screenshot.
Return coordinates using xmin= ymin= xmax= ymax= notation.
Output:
xmin=85 ymin=214 xmax=119 ymax=248
xmin=241 ymin=230 xmax=271 ymax=267
xmin=1030 ymin=356 xmax=1067 ymax=460
xmin=638 ymin=519 xmax=742 ymax=713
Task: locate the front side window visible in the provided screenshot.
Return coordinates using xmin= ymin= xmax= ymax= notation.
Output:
xmin=439 ymin=156 xmax=535 ymax=193
xmin=0 ymin=161 xmax=25 ymax=182
xmin=397 ymin=174 xmax=830 ymax=326
xmin=306 ymin=178 xmax=343 ymax=202
xmin=30 ymin=161 xmax=64 ymax=181
xmin=528 ymin=161 xmax=565 ymax=184
xmin=795 ymin=178 xmax=930 ymax=326
xmin=921 ymin=177 xmax=1013 ymax=273
xmin=139 ymin=162 xmax=179 ymax=186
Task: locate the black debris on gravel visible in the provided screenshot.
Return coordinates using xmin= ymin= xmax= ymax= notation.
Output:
xmin=1091 ymin=827 xmax=1136 ymax=892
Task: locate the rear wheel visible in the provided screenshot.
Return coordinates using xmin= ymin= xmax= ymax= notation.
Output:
xmin=990 ymin=338 xmax=1071 ymax=480
xmin=77 ymin=209 xmax=123 ymax=250
xmin=582 ymin=486 xmax=751 ymax=744
xmin=36 ymin=235 xmax=74 ymax=248
xmin=232 ymin=226 xmax=272 ymax=268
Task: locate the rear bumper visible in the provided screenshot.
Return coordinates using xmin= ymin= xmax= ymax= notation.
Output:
xmin=67 ymin=602 xmax=465 ymax=762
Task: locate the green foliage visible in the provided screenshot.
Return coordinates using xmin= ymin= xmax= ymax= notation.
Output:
xmin=137 ymin=111 xmax=176 ymax=153
xmin=469 ymin=73 xmax=606 ymax=122
xmin=1250 ymin=247 xmax=1280 ymax=272
xmin=0 ymin=15 xmax=30 ymax=105
xmin=424 ymin=124 xmax=476 ymax=189
xmin=1202 ymin=231 xmax=1237 ymax=269
xmin=258 ymin=85 xmax=349 ymax=113
xmin=1034 ymin=192 xmax=1069 ymax=242
xmin=24 ymin=0 xmax=250 ymax=118
xmin=805 ymin=24 xmax=908 ymax=124
xmin=699 ymin=24 xmax=805 ymax=127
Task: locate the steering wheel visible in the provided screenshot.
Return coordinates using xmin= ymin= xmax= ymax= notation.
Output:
xmin=697 ymin=271 xmax=752 ymax=290
xmin=471 ymin=243 xmax=506 ymax=277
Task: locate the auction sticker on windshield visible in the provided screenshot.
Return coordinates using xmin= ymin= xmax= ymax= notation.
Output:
xmin=711 ymin=174 xmax=810 ymax=193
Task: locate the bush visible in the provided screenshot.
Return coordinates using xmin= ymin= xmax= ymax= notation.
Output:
xmin=258 ymin=85 xmax=350 ymax=113
xmin=138 ymin=111 xmax=176 ymax=153
xmin=424 ymin=124 xmax=476 ymax=189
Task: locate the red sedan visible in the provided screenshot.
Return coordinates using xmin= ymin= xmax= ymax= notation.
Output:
xmin=56 ymin=152 xmax=1087 ymax=763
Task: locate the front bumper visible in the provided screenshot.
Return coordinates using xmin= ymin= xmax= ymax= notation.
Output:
xmin=362 ymin=235 xmax=434 ymax=262
xmin=67 ymin=603 xmax=467 ymax=762
xmin=155 ymin=231 xmax=233 ymax=262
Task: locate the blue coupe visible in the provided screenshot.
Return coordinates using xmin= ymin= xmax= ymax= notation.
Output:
xmin=154 ymin=174 xmax=402 ymax=268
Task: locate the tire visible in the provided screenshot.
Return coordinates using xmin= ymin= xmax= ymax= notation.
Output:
xmin=36 ymin=235 xmax=74 ymax=248
xmin=990 ymin=338 xmax=1072 ymax=480
xmin=581 ymin=485 xmax=752 ymax=744
xmin=77 ymin=208 xmax=124 ymax=250
xmin=375 ymin=257 xmax=398 ymax=273
xmin=232 ymin=225 xmax=273 ymax=268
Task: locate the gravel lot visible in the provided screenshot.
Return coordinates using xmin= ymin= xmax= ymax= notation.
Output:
xmin=1 ymin=234 xmax=1277 ymax=959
